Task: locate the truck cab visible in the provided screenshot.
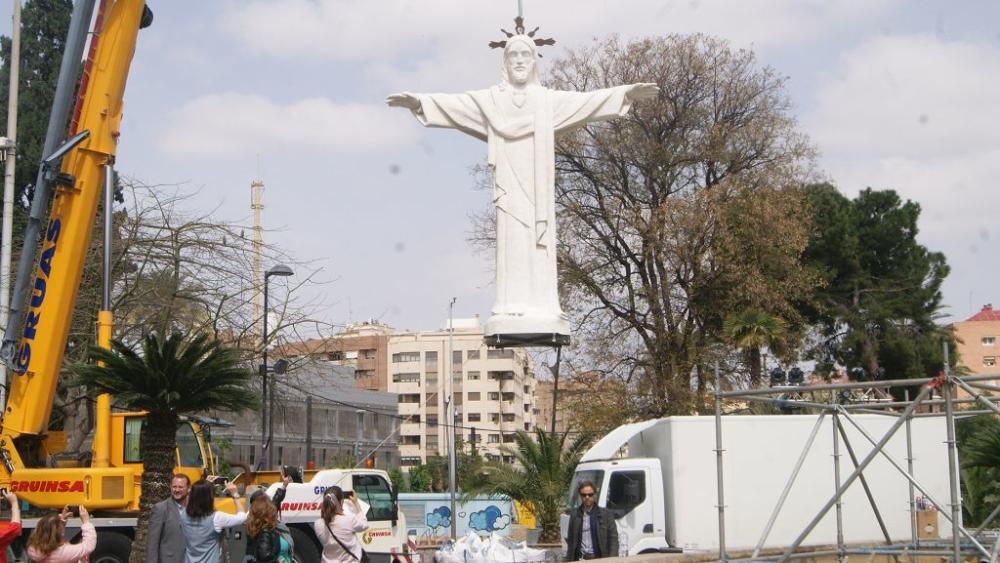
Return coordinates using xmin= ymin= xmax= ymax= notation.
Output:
xmin=561 ymin=458 xmax=670 ymax=556
xmin=221 ymin=468 xmax=409 ymax=563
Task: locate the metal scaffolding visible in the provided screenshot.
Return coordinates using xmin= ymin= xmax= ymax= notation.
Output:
xmin=713 ymin=363 xmax=1000 ymax=563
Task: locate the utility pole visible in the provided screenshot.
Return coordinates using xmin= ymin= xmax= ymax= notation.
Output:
xmin=447 ymin=297 xmax=457 ymax=540
xmin=0 ymin=0 xmax=23 ymax=405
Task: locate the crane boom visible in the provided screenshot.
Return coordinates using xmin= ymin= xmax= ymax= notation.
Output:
xmin=0 ymin=0 xmax=149 ymax=510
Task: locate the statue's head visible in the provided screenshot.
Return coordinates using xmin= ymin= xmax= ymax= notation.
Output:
xmin=502 ymin=35 xmax=540 ymax=87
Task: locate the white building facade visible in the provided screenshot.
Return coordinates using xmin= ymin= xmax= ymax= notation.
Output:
xmin=389 ymin=318 xmax=537 ymax=467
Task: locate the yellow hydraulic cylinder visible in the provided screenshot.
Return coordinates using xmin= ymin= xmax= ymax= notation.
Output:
xmin=92 ymin=310 xmax=112 ymax=468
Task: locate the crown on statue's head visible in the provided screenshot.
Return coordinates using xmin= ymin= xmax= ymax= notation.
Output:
xmin=488 ymin=16 xmax=556 ymax=53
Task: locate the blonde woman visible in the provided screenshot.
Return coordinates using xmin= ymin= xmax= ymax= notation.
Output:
xmin=26 ymin=505 xmax=96 ymax=563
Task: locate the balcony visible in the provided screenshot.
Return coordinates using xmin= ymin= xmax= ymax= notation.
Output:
xmin=400 ymin=421 xmax=422 ymax=435
xmin=398 ymin=403 xmax=421 ymax=416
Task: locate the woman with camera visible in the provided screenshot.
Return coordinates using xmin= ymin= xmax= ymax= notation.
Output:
xmin=181 ymin=479 xmax=247 ymax=563
xmin=26 ymin=505 xmax=96 ymax=563
xmin=314 ymin=492 xmax=368 ymax=563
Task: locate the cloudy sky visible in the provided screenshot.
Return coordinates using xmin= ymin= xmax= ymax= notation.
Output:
xmin=3 ymin=0 xmax=999 ymax=335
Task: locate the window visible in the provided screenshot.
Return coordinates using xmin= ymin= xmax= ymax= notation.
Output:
xmin=984 ymin=336 xmax=996 ymax=346
xmin=468 ymin=392 xmax=481 ymax=401
xmin=606 ymin=471 xmax=647 ymax=517
xmin=487 ymin=349 xmax=514 ymax=360
xmin=401 ymin=435 xmax=421 ymax=445
xmin=488 ymin=434 xmax=500 ymax=443
xmin=502 ymin=413 xmax=515 ymax=422
xmin=401 ymin=457 xmax=422 ymax=466
xmin=489 ymin=413 xmax=500 ymax=423
xmin=502 ymin=434 xmax=515 ymax=443
xmin=453 ymin=351 xmax=463 ymax=366
xmin=354 ymin=474 xmax=397 ymax=521
xmin=355 ymin=369 xmax=374 ymax=379
xmin=488 ymin=392 xmax=500 ymax=401
xmin=984 ymin=356 xmax=996 ymax=367
xmin=467 ymin=350 xmax=480 ymax=360
xmin=488 ymin=371 xmax=514 ymax=380
xmin=176 ymin=423 xmax=204 ymax=467
xmin=524 ymin=385 xmax=530 ymax=393
xmin=362 ymin=349 xmax=377 ymax=359
xmin=502 ymin=455 xmax=514 ymax=464
xmin=502 ymin=392 xmax=515 ymax=401
xmin=468 ymin=413 xmax=481 ymax=422
xmin=392 ymin=352 xmax=420 ymax=363
xmin=567 ymin=470 xmax=605 ymax=507
xmin=327 ymin=351 xmax=344 ymax=361
xmin=468 ymin=371 xmax=481 ymax=381
xmin=124 ymin=418 xmax=144 ymax=463
xmin=393 ymin=372 xmax=420 ymax=383
xmin=398 ymin=394 xmax=421 ymax=403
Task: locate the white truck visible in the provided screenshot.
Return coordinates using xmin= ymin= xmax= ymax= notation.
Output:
xmin=561 ymin=415 xmax=950 ymax=555
xmin=216 ymin=468 xmax=411 ymax=563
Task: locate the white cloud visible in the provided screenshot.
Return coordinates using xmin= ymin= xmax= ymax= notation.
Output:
xmin=159 ymin=93 xmax=417 ymax=158
xmin=799 ymin=33 xmax=1000 ymax=319
xmin=220 ymin=0 xmax=899 ymax=64
xmin=803 ymin=35 xmax=1000 ymax=160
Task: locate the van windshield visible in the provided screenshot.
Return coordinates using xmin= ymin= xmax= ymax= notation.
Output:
xmin=566 ymin=469 xmax=605 ymax=511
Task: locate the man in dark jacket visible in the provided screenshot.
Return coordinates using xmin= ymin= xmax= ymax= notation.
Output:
xmin=565 ymin=480 xmax=619 ymax=560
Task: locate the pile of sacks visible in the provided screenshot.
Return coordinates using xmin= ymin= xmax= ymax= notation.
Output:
xmin=434 ymin=532 xmax=553 ymax=563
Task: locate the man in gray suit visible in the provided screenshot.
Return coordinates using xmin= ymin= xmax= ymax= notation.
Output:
xmin=147 ymin=474 xmax=191 ymax=563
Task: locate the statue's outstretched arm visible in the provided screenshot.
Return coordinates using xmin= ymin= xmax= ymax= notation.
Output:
xmin=625 ymin=83 xmax=660 ymax=102
xmin=386 ymin=92 xmax=422 ymax=111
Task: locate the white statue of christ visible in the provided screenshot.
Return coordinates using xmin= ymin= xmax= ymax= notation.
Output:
xmin=387 ymin=34 xmax=658 ymax=342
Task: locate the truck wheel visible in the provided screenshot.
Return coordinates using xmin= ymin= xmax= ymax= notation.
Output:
xmin=289 ymin=526 xmax=321 ymax=563
xmin=91 ymin=532 xmax=132 ymax=563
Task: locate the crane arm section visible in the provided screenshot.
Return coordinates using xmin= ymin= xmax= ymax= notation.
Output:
xmin=3 ymin=0 xmax=145 ymax=442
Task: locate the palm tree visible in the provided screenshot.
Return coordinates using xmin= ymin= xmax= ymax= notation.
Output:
xmin=463 ymin=429 xmax=592 ymax=544
xmin=74 ymin=332 xmax=257 ymax=563
xmin=958 ymin=416 xmax=1000 ymax=526
xmin=724 ymin=308 xmax=788 ymax=387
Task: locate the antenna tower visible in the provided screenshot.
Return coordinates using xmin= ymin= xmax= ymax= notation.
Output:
xmin=251 ymin=179 xmax=264 ymax=328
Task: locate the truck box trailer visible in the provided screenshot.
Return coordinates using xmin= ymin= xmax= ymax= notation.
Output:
xmin=561 ymin=414 xmax=950 ymax=555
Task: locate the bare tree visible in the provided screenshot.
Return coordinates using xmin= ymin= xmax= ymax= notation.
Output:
xmin=549 ymin=35 xmax=819 ymax=415
xmin=59 ymin=179 xmax=335 ymax=451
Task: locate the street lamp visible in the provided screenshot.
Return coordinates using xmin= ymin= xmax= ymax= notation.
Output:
xmin=261 ymin=264 xmax=293 ymax=470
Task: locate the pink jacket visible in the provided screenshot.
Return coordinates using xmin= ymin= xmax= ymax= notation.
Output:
xmin=27 ymin=522 xmax=96 ymax=563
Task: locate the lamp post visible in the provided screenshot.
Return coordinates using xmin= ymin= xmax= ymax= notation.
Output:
xmin=261 ymin=264 xmax=293 ymax=469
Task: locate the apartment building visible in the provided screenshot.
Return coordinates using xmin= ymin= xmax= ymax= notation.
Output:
xmin=279 ymin=320 xmax=392 ymax=392
xmin=389 ymin=318 xmax=537 ymax=467
xmin=278 ymin=319 xmax=538 ymax=467
xmin=953 ymin=304 xmax=1000 ymax=397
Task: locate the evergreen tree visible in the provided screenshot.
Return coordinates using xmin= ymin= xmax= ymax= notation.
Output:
xmin=801 ymin=184 xmax=951 ymax=379
xmin=0 ymin=0 xmax=73 ymax=219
